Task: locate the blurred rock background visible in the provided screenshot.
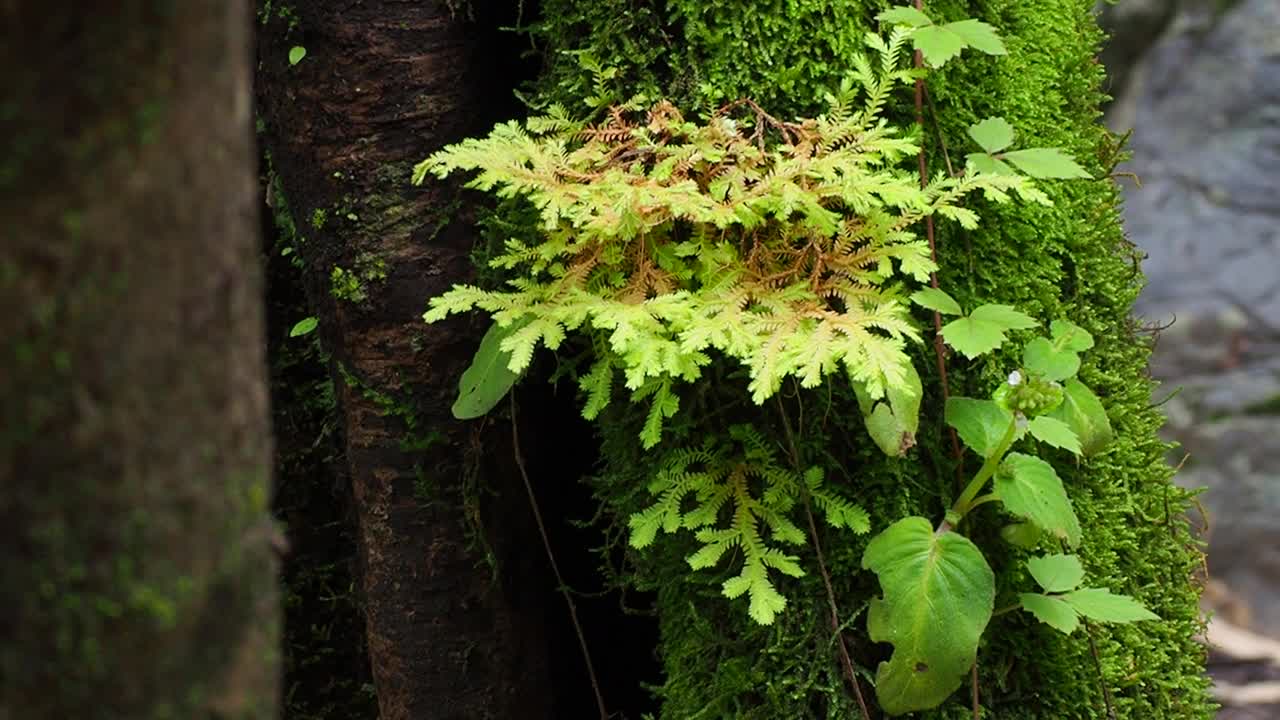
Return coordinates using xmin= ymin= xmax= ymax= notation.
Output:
xmin=1100 ymin=0 xmax=1280 ymax=715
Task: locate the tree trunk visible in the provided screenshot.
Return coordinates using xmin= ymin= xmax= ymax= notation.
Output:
xmin=255 ymin=3 xmax=555 ymax=718
xmin=0 ymin=2 xmax=277 ymax=719
xmin=524 ymin=0 xmax=1215 ymax=717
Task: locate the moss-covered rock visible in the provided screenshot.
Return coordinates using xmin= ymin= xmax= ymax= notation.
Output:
xmin=529 ymin=1 xmax=1213 ymax=717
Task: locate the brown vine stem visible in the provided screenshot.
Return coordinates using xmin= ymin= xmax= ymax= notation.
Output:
xmin=913 ymin=1 xmax=977 ymax=717
xmin=775 ymin=397 xmax=872 ymax=720
xmin=1084 ymin=618 xmax=1119 ymax=719
xmin=510 ymin=394 xmax=609 ymax=720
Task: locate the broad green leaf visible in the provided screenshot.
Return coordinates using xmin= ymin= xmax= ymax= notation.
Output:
xmin=941 ymin=304 xmax=1036 ymax=359
xmin=1023 ymin=336 xmax=1080 ymax=381
xmin=1050 ymin=319 xmax=1094 ymax=352
xmin=1045 ymin=379 xmax=1114 ymax=456
xmin=1019 ymin=593 xmax=1079 ymax=634
xmin=863 ymin=517 xmax=995 ymax=715
xmin=1002 ymin=148 xmax=1091 ymax=179
xmin=945 ymin=19 xmax=1008 ymax=56
xmin=966 ymin=152 xmax=1016 ymax=176
xmin=995 ymin=452 xmax=1082 ymax=547
xmin=945 ymin=397 xmax=1013 ymax=459
xmin=910 ymin=287 xmax=963 ymax=316
xmin=856 ymin=363 xmax=923 ymax=457
xmin=967 ymin=117 xmax=1015 ymax=154
xmin=1026 ymin=553 xmax=1085 ymax=593
xmin=1061 ymin=588 xmax=1159 ymax=623
xmin=452 ymin=320 xmax=528 ymax=419
xmin=877 ymin=6 xmax=933 ymax=27
xmin=1027 ymin=415 xmax=1082 ymax=455
xmin=1001 ymin=522 xmax=1042 ymax=549
xmin=912 ymin=25 xmax=967 ymax=67
xmin=289 ymin=316 xmax=318 ymax=337
xmin=288 ymin=46 xmax=307 ymax=66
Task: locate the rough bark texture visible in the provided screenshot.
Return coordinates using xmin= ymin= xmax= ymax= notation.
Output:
xmin=530 ymin=0 xmax=1215 ymax=717
xmin=255 ymin=3 xmax=554 ymax=718
xmin=0 ymin=2 xmax=277 ymax=719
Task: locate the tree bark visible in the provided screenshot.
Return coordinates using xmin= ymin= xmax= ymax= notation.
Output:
xmin=255 ymin=3 xmax=554 ymax=718
xmin=0 ymin=2 xmax=277 ymax=719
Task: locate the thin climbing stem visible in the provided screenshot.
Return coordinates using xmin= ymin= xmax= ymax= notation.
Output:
xmin=775 ymin=397 xmax=873 ymax=720
xmin=510 ymin=394 xmax=609 ymax=720
xmin=914 ymin=2 xmax=977 ymax=715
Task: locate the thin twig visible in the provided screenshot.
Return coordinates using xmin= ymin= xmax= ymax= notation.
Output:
xmin=775 ymin=397 xmax=872 ymax=720
xmin=914 ymin=0 xmax=975 ymax=715
xmin=510 ymin=394 xmax=609 ymax=720
xmin=1084 ymin=619 xmax=1118 ymax=720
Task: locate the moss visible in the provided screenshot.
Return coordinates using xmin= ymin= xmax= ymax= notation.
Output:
xmin=530 ymin=0 xmax=1213 ymax=717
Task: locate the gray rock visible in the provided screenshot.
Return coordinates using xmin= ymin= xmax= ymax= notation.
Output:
xmin=1107 ymin=0 xmax=1280 ymax=636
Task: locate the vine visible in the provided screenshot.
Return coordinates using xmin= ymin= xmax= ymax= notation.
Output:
xmin=413 ymin=6 xmax=1160 ymax=716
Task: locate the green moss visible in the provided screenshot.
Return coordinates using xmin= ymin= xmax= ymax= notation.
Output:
xmin=530 ymin=0 xmax=1213 ymax=717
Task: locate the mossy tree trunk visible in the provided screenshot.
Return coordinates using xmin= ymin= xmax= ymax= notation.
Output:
xmin=524 ymin=0 xmax=1215 ymax=718
xmin=255 ymin=3 xmax=556 ymax=718
xmin=0 ymin=2 xmax=277 ymax=718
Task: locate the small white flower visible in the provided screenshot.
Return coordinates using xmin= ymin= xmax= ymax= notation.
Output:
xmin=1008 ymin=370 xmax=1022 ymax=386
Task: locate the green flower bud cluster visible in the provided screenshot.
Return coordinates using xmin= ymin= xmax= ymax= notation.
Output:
xmin=994 ymin=370 xmax=1063 ymax=417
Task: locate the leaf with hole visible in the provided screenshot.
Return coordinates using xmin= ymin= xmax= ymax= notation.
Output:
xmin=995 ymin=452 xmax=1082 ymax=546
xmin=863 ymin=517 xmax=995 ymax=715
xmin=856 ymin=362 xmax=923 ymax=457
xmin=1027 ymin=553 xmax=1085 ymax=593
xmin=452 ymin=319 xmax=529 ymax=419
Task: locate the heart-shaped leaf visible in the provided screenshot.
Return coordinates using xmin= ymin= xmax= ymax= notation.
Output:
xmin=1027 ymin=553 xmax=1085 ymax=593
xmin=863 ymin=517 xmax=995 ymax=715
xmin=1023 ymin=336 xmax=1080 ymax=381
xmin=967 ymin=117 xmax=1015 ymax=154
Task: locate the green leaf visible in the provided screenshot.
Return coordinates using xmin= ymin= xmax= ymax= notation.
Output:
xmin=1060 ymin=588 xmax=1159 ymax=623
xmin=863 ymin=517 xmax=995 ymax=715
xmin=940 ymin=304 xmax=1037 ymax=359
xmin=1050 ymin=319 xmax=1094 ymax=352
xmin=910 ymin=287 xmax=963 ymax=316
xmin=452 ymin=320 xmax=528 ymax=419
xmin=912 ymin=25 xmax=966 ymax=67
xmin=945 ymin=19 xmax=1007 ymax=56
xmin=1019 ymin=593 xmax=1079 ymax=634
xmin=289 ymin=316 xmax=318 ymax=337
xmin=1045 ymin=379 xmax=1114 ymax=456
xmin=1001 ymin=522 xmax=1042 ymax=549
xmin=1022 ymin=337 xmax=1080 ymax=381
xmin=966 ymin=152 xmax=1016 ymax=176
xmin=856 ymin=363 xmax=923 ymax=457
xmin=967 ymin=117 xmax=1015 ymax=154
xmin=995 ymin=453 xmax=1082 ymax=547
xmin=1002 ymin=148 xmax=1091 ymax=179
xmin=1026 ymin=553 xmax=1085 ymax=593
xmin=1027 ymin=415 xmax=1082 ymax=455
xmin=876 ymin=6 xmax=933 ymax=27
xmin=288 ymin=46 xmax=307 ymax=66
xmin=945 ymin=397 xmax=1013 ymax=459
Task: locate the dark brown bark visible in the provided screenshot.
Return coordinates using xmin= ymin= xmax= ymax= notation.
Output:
xmin=0 ymin=2 xmax=276 ymax=719
xmin=256 ymin=3 xmax=554 ymax=718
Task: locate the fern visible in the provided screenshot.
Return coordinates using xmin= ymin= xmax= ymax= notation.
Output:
xmin=628 ymin=425 xmax=869 ymax=624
